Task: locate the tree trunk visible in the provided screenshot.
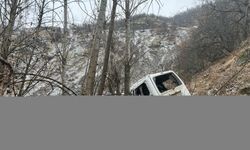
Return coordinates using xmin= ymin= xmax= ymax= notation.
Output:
xmin=244 ymin=1 xmax=250 ymax=39
xmin=115 ymin=68 xmax=121 ymax=95
xmin=97 ymin=0 xmax=118 ymax=95
xmin=37 ymin=0 xmax=46 ymax=29
xmin=52 ymin=0 xmax=55 ymax=27
xmin=61 ymin=0 xmax=68 ymax=95
xmin=0 ymin=0 xmax=18 ymax=95
xmin=124 ymin=0 xmax=132 ymax=95
xmin=83 ymin=0 xmax=108 ymax=96
xmin=107 ymin=77 xmax=114 ymax=95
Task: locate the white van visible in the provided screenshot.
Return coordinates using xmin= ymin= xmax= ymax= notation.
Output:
xmin=130 ymin=71 xmax=191 ymax=96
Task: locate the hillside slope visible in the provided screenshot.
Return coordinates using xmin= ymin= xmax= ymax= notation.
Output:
xmin=189 ymin=40 xmax=250 ymax=96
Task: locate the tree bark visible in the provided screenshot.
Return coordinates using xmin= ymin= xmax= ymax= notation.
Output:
xmin=61 ymin=0 xmax=68 ymax=95
xmin=37 ymin=0 xmax=46 ymax=29
xmin=124 ymin=0 xmax=132 ymax=95
xmin=244 ymin=0 xmax=250 ymax=39
xmin=83 ymin=0 xmax=108 ymax=95
xmin=97 ymin=0 xmax=118 ymax=95
xmin=0 ymin=0 xmax=19 ymax=95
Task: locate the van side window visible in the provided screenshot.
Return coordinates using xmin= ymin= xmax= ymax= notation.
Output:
xmin=134 ymin=83 xmax=150 ymax=96
xmin=154 ymin=73 xmax=182 ymax=93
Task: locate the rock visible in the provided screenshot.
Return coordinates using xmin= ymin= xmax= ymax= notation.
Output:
xmin=239 ymin=87 xmax=250 ymax=95
xmin=207 ymin=89 xmax=217 ymax=96
xmin=203 ymin=74 xmax=209 ymax=78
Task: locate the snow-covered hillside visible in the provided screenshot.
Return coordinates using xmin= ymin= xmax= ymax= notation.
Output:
xmin=25 ymin=25 xmax=193 ymax=96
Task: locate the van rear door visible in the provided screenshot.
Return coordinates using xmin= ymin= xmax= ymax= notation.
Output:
xmin=152 ymin=72 xmax=190 ymax=96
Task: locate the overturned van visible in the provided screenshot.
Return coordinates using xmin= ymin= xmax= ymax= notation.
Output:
xmin=130 ymin=71 xmax=191 ymax=96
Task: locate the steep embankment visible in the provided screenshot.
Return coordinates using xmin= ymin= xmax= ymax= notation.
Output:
xmin=188 ymin=40 xmax=250 ymax=96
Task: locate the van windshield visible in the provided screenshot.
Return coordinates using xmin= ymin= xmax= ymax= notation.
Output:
xmin=153 ymin=73 xmax=182 ymax=93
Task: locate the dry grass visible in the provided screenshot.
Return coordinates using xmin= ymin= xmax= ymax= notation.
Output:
xmin=188 ymin=43 xmax=250 ymax=96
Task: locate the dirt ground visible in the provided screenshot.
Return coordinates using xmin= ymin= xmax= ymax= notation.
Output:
xmin=188 ymin=41 xmax=250 ymax=96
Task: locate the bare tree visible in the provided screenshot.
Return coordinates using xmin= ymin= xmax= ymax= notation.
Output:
xmin=82 ymin=0 xmax=108 ymax=96
xmin=173 ymin=0 xmax=250 ymax=81
xmin=61 ymin=0 xmax=68 ymax=95
xmin=97 ymin=0 xmax=118 ymax=95
xmin=119 ymin=0 xmax=162 ymax=95
xmin=0 ymin=0 xmax=22 ymax=95
xmin=0 ymin=0 xmax=76 ymax=96
xmin=17 ymin=0 xmax=48 ymax=96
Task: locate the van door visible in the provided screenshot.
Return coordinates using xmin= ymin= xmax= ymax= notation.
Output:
xmin=134 ymin=83 xmax=151 ymax=96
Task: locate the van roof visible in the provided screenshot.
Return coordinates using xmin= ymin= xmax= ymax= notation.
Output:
xmin=130 ymin=70 xmax=175 ymax=90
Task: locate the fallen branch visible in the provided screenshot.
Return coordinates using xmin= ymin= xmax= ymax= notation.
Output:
xmin=13 ymin=73 xmax=78 ymax=96
xmin=12 ymin=79 xmax=70 ymax=96
xmin=215 ymin=62 xmax=249 ymax=95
